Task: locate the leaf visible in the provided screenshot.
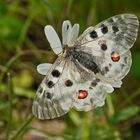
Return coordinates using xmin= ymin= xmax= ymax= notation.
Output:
xmin=131 ymin=52 xmax=140 ymax=77
xmin=0 ymin=15 xmax=23 ymax=49
xmin=110 ymin=106 xmax=140 ymax=123
xmin=69 ymin=110 xmax=82 ymax=126
xmin=13 ymin=70 xmax=34 ymax=89
xmin=14 ymin=87 xmax=35 ymax=98
xmin=29 ymin=0 xmax=46 ymax=17
xmin=0 ymin=0 xmax=6 ymax=15
xmin=89 ymin=124 xmax=96 ymax=140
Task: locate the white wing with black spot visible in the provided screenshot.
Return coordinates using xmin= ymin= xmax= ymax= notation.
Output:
xmin=32 ymin=56 xmax=114 ymax=119
xmin=75 ymin=14 xmax=139 ymax=87
xmin=32 ymin=56 xmax=70 ymax=119
xmin=33 ymin=14 xmax=139 ymax=120
xmin=76 ymin=14 xmax=138 ymax=48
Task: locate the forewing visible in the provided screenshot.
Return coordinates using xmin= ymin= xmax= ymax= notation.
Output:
xmin=76 ymin=14 xmax=139 ymax=48
xmin=32 ymin=56 xmax=72 ymax=119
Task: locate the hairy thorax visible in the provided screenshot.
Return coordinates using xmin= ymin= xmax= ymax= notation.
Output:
xmin=63 ymin=46 xmax=100 ymax=73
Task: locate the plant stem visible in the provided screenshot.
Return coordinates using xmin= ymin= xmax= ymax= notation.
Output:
xmin=82 ymin=113 xmax=89 ymax=140
xmin=0 ymin=54 xmax=20 ymax=84
xmin=6 ymin=73 xmax=14 ymax=140
xmin=106 ymin=95 xmax=115 ymax=117
xmin=120 ymin=87 xmax=140 ymax=108
xmin=67 ymin=0 xmax=74 ymax=16
xmin=16 ymin=14 xmax=33 ymax=48
xmin=106 ymin=95 xmax=121 ymax=140
xmin=11 ymin=114 xmax=34 ymax=140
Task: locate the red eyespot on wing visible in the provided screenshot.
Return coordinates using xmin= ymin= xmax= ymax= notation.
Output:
xmin=111 ymin=51 xmax=120 ymax=62
xmin=77 ymin=90 xmax=88 ymax=99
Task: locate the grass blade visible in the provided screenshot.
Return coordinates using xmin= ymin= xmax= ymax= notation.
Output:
xmin=6 ymin=73 xmax=14 ymax=140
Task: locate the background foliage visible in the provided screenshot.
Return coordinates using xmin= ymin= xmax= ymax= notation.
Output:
xmin=0 ymin=0 xmax=140 ymax=140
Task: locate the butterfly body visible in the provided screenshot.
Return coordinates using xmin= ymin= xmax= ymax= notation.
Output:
xmin=64 ymin=47 xmax=99 ymax=73
xmin=32 ymin=14 xmax=139 ymax=119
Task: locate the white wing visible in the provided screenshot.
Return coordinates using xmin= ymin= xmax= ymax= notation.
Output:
xmin=32 ymin=56 xmax=114 ymax=119
xmin=33 ymin=14 xmax=139 ymax=120
xmin=75 ymin=14 xmax=139 ymax=87
xmin=37 ymin=63 xmax=52 ymax=75
xmin=44 ymin=25 xmax=62 ymax=55
xmin=32 ymin=56 xmax=71 ymax=119
xmin=76 ymin=14 xmax=139 ymax=48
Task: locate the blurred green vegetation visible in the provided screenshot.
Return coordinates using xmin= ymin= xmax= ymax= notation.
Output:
xmin=0 ymin=0 xmax=140 ymax=140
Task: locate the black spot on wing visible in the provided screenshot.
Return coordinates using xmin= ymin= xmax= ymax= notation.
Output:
xmin=91 ymin=81 xmax=97 ymax=87
xmin=101 ymin=44 xmax=107 ymax=51
xmin=65 ymin=80 xmax=73 ymax=87
xmin=105 ymin=66 xmax=109 ymax=73
xmin=46 ymin=80 xmax=54 ymax=88
xmin=38 ymin=86 xmax=43 ymax=93
xmin=112 ymin=26 xmax=119 ymax=33
xmin=90 ymin=30 xmax=98 ymax=39
xmin=45 ymin=91 xmax=53 ymax=99
xmin=121 ymin=64 xmax=125 ymax=69
xmin=124 ymin=56 xmax=128 ymax=64
xmin=101 ymin=24 xmax=108 ymax=34
xmin=96 ymin=78 xmax=100 ymax=82
xmin=101 ymin=66 xmax=109 ymax=75
xmin=108 ymin=18 xmax=114 ymax=23
xmin=94 ymin=68 xmax=100 ymax=74
xmin=51 ymin=69 xmax=60 ymax=77
xmin=90 ymin=98 xmax=95 ymax=104
xmin=91 ymin=78 xmax=100 ymax=87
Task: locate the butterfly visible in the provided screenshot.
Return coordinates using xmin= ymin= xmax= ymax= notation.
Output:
xmin=32 ymin=14 xmax=139 ymax=120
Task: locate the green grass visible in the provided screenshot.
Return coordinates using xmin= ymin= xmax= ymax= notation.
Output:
xmin=0 ymin=0 xmax=140 ymax=140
